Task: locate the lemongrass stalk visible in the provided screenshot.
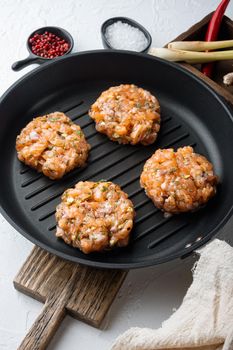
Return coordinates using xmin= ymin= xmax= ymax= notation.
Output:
xmin=168 ymin=40 xmax=233 ymax=51
xmin=149 ymin=47 xmax=233 ymax=64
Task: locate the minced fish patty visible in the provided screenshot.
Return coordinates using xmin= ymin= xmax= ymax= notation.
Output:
xmin=89 ymin=84 xmax=161 ymax=145
xmin=140 ymin=146 xmax=218 ymax=213
xmin=16 ymin=112 xmax=90 ymax=180
xmin=55 ymin=181 xmax=135 ymax=254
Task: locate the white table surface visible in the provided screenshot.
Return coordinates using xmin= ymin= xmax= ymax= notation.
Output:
xmin=1 ymin=1 xmax=233 ymax=349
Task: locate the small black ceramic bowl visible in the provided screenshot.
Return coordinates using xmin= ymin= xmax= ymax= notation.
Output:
xmin=12 ymin=26 xmax=74 ymax=71
xmin=101 ymin=17 xmax=152 ymax=53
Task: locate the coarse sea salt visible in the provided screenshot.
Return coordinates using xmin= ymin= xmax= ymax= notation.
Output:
xmin=105 ymin=21 xmax=148 ymax=52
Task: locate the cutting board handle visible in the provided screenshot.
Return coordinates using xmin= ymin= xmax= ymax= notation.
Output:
xmin=14 ymin=247 xmax=127 ymax=350
xmin=18 ymin=294 xmax=66 ymax=350
xmin=17 ymin=262 xmax=79 ymax=350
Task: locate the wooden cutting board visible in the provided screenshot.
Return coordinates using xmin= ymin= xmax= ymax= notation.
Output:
xmin=14 ymin=12 xmax=233 ymax=350
xmin=14 ymin=246 xmax=126 ymax=350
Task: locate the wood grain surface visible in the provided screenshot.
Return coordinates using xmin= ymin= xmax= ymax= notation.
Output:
xmin=14 ymin=246 xmax=127 ymax=350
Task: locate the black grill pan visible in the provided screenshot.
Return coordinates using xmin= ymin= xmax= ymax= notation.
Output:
xmin=0 ymin=50 xmax=233 ymax=269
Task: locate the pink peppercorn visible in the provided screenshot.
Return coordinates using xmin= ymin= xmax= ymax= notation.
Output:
xmin=29 ymin=31 xmax=70 ymax=59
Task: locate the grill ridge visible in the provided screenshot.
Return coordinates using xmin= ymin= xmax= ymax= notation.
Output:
xmin=133 ymin=216 xmax=172 ymax=242
xmin=148 ymin=222 xmax=189 ymax=249
xmin=162 ymin=116 xmax=172 ymax=123
xmin=39 ymin=210 xmax=56 ymax=222
xmin=134 ymin=198 xmax=150 ymax=210
xmin=160 ymin=124 xmax=181 ymax=136
xmin=20 ymin=167 xmax=30 ymax=175
xmin=63 ymin=100 xmax=84 ymax=113
xmin=22 ymin=174 xmax=43 ymax=188
xmin=129 ymin=187 xmax=144 ymax=198
xmin=135 ymin=208 xmax=159 ymax=225
xmin=86 ymin=130 xmax=99 ymax=140
xmin=79 ymin=119 xmax=93 ymax=129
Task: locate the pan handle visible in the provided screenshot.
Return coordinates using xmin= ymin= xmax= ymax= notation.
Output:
xmin=11 ymin=55 xmax=40 ymax=71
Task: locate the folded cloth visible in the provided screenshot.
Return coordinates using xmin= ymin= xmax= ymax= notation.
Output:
xmin=112 ymin=239 xmax=233 ymax=350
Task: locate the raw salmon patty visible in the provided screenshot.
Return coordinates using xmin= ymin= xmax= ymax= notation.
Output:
xmin=55 ymin=181 xmax=135 ymax=253
xmin=16 ymin=112 xmax=90 ymax=180
xmin=140 ymin=146 xmax=218 ymax=213
xmin=89 ymin=84 xmax=161 ymax=145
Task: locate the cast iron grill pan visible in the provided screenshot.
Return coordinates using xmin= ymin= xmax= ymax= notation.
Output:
xmin=0 ymin=51 xmax=233 ymax=269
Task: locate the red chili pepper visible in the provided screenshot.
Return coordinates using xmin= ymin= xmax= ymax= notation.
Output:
xmin=201 ymin=0 xmax=230 ymax=77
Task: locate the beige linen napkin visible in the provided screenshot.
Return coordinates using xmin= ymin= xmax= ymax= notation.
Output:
xmin=112 ymin=239 xmax=233 ymax=350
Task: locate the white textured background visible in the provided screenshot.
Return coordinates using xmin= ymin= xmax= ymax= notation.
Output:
xmin=0 ymin=1 xmax=233 ymax=349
